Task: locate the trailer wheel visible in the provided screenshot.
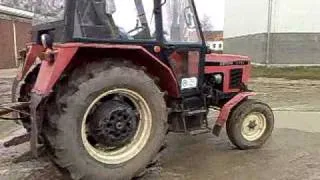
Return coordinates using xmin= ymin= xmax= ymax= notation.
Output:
xmin=43 ymin=61 xmax=167 ymax=180
xmin=226 ymin=99 xmax=274 ymax=150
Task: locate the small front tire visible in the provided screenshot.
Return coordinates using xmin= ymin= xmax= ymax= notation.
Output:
xmin=226 ymin=99 xmax=274 ymax=150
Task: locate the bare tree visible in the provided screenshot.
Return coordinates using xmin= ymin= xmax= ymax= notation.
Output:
xmin=200 ymin=14 xmax=214 ymax=32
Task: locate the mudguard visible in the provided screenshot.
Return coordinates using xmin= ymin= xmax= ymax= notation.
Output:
xmin=21 ymin=43 xmax=179 ymax=97
xmin=17 ymin=44 xmax=44 ymax=81
xmin=212 ymin=92 xmax=256 ymax=136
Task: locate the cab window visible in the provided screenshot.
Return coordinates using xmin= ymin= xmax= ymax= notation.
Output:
xmin=162 ymin=0 xmax=201 ymax=43
xmin=74 ymin=0 xmax=155 ymax=40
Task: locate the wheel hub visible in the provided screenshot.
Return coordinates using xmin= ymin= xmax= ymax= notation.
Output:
xmin=248 ymin=120 xmax=257 ymax=130
xmin=89 ymin=100 xmax=138 ymax=148
xmin=241 ymin=112 xmax=267 ymax=141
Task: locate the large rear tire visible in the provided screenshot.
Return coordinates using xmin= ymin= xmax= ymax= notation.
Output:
xmin=43 ymin=61 xmax=167 ymax=180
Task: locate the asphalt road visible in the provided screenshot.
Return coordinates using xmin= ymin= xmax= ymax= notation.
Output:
xmin=1 ymin=69 xmax=320 ymax=180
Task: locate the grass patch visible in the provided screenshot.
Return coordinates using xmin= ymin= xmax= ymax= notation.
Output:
xmin=252 ymin=66 xmax=320 ymax=80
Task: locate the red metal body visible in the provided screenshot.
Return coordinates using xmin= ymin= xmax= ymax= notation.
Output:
xmin=168 ymin=50 xmax=199 ymax=80
xmin=215 ymin=91 xmax=256 ymax=127
xmin=33 ymin=46 xmax=78 ymax=94
xmin=21 ymin=43 xmax=179 ymax=97
xmin=205 ymin=53 xmax=251 ymax=93
xmin=17 ymin=44 xmax=44 ymax=81
xmin=19 ymin=43 xmax=255 ymax=137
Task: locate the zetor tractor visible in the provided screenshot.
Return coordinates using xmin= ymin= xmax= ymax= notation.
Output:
xmin=5 ymin=0 xmax=274 ymax=179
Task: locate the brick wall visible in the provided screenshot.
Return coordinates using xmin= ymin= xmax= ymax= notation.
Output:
xmin=0 ymin=17 xmax=31 ymax=69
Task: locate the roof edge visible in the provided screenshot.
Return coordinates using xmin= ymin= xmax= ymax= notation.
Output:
xmin=0 ymin=5 xmax=33 ymax=19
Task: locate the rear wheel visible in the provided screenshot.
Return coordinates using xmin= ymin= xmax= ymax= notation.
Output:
xmin=43 ymin=61 xmax=167 ymax=180
xmin=226 ymin=99 xmax=274 ymax=150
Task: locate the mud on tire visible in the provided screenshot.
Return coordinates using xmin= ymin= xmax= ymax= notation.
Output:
xmin=42 ymin=60 xmax=168 ymax=180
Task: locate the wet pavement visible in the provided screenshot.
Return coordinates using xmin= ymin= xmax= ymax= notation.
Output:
xmin=1 ymin=69 xmax=320 ymax=180
xmin=154 ymin=118 xmax=320 ymax=180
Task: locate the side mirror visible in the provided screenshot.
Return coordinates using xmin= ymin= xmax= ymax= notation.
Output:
xmin=184 ymin=6 xmax=196 ymax=29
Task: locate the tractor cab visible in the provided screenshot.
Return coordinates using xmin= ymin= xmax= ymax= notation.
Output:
xmin=32 ymin=0 xmax=206 ymax=96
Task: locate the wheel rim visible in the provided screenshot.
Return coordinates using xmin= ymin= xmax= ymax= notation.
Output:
xmin=241 ymin=112 xmax=267 ymax=141
xmin=81 ymin=88 xmax=152 ymax=165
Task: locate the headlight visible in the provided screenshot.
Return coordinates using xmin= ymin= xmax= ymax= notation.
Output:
xmin=213 ymin=74 xmax=223 ymax=84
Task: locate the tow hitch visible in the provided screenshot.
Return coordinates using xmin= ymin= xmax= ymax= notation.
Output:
xmin=0 ymin=102 xmax=31 ymax=149
xmin=0 ymin=102 xmax=30 ymax=118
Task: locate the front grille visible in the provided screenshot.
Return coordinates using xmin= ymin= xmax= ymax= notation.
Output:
xmin=229 ymin=69 xmax=243 ymax=89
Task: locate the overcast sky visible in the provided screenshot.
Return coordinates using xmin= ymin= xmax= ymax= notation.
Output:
xmin=0 ymin=0 xmax=225 ymax=30
xmin=113 ymin=0 xmax=225 ymax=31
xmin=195 ymin=0 xmax=225 ymax=30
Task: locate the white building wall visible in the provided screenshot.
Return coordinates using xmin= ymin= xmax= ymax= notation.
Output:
xmin=225 ymin=0 xmax=320 ymax=37
xmin=207 ymin=41 xmax=224 ymax=52
xmin=224 ymin=0 xmax=269 ymax=38
xmin=272 ymin=0 xmax=320 ymax=33
xmin=224 ymin=0 xmax=320 ymax=64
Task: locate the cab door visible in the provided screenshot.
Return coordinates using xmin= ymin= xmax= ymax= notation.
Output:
xmin=161 ymin=0 xmax=206 ymax=95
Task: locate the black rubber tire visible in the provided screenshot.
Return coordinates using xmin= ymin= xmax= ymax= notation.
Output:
xmin=11 ymin=66 xmax=40 ymax=127
xmin=43 ymin=60 xmax=167 ymax=180
xmin=11 ymin=76 xmax=20 ymax=122
xmin=226 ymin=99 xmax=274 ymax=150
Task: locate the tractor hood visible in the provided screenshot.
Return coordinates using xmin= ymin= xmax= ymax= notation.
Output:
xmin=205 ymin=53 xmax=251 ymax=66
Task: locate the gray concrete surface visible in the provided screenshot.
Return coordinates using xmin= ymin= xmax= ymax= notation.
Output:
xmin=1 ymin=70 xmax=320 ymax=180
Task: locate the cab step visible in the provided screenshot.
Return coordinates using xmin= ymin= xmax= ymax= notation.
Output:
xmin=4 ymin=133 xmax=30 ymax=147
xmin=185 ymin=109 xmax=207 ymax=116
xmin=0 ymin=102 xmax=30 ymax=118
xmin=188 ymin=128 xmax=211 ymax=136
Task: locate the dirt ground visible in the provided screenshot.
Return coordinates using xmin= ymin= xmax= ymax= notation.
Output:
xmin=1 ymin=69 xmax=320 ymax=180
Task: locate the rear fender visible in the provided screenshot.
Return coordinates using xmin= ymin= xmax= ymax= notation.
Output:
xmin=17 ymin=44 xmax=44 ymax=81
xmin=32 ymin=46 xmax=78 ymax=94
xmin=32 ymin=43 xmax=179 ymax=97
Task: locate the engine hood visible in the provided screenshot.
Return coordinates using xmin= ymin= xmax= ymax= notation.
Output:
xmin=205 ymin=53 xmax=251 ymax=66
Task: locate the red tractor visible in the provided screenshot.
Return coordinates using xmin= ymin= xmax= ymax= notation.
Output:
xmin=4 ymin=0 xmax=274 ymax=179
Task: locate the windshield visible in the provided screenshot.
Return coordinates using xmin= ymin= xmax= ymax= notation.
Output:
xmin=33 ymin=0 xmax=65 ymax=25
xmin=162 ymin=0 xmax=202 ymax=43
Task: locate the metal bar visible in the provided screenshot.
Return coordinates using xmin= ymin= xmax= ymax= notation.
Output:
xmin=4 ymin=133 xmax=30 ymax=147
xmin=0 ymin=102 xmax=30 ymax=117
xmin=30 ymin=93 xmax=43 ymax=157
xmin=266 ymin=0 xmax=274 ymax=65
xmin=12 ymin=20 xmax=18 ymax=67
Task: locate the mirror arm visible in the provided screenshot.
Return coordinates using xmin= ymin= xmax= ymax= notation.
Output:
xmin=160 ymin=0 xmax=167 ymax=7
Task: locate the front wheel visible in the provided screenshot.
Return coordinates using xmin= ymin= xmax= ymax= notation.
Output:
xmin=226 ymin=99 xmax=274 ymax=150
